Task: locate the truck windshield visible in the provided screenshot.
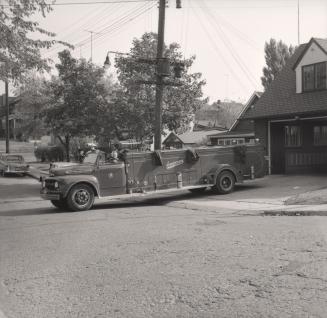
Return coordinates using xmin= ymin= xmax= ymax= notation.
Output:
xmin=83 ymin=152 xmax=98 ymax=164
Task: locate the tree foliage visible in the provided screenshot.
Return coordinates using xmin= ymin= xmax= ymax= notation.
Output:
xmin=114 ymin=32 xmax=207 ymax=141
xmin=14 ymin=71 xmax=49 ymax=140
xmin=43 ymin=50 xmax=109 ymax=161
xmin=261 ymin=38 xmax=296 ymax=90
xmin=0 ymin=0 xmax=71 ymax=82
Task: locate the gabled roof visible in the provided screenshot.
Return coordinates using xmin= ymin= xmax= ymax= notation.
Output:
xmin=292 ymin=37 xmax=327 ymax=70
xmin=242 ymin=38 xmax=327 ymax=120
xmin=229 ymin=91 xmax=262 ymax=131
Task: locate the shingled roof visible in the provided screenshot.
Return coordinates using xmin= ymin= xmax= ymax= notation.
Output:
xmin=241 ymin=38 xmax=327 ymax=120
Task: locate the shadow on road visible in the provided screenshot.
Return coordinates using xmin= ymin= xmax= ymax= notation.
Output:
xmin=0 ymin=183 xmax=266 ymax=217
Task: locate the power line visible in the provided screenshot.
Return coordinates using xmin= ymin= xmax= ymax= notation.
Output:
xmin=200 ymin=4 xmax=258 ymax=88
xmin=2 ymin=0 xmax=155 ymax=6
xmin=190 ymin=3 xmax=249 ymax=95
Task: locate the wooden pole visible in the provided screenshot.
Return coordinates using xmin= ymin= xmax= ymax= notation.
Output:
xmin=154 ymin=0 xmax=166 ymax=150
xmin=5 ymin=80 xmax=9 ymax=153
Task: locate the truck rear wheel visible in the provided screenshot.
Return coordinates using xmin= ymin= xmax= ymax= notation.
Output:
xmin=51 ymin=199 xmax=68 ymax=211
xmin=67 ymin=184 xmax=95 ymax=211
xmin=212 ymin=171 xmax=235 ymax=194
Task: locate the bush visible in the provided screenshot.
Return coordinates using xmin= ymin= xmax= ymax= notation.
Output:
xmin=34 ymin=145 xmax=64 ymax=162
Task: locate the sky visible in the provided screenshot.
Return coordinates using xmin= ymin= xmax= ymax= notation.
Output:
xmin=2 ymin=0 xmax=327 ymax=103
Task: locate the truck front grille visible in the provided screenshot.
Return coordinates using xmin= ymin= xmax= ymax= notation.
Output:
xmin=45 ymin=179 xmax=58 ymax=191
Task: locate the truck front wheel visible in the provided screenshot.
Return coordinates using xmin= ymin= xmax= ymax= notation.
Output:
xmin=212 ymin=171 xmax=235 ymax=194
xmin=67 ymin=184 xmax=95 ymax=211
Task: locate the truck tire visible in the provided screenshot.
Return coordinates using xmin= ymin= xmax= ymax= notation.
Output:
xmin=189 ymin=187 xmax=207 ymax=194
xmin=212 ymin=171 xmax=235 ymax=194
xmin=66 ymin=184 xmax=95 ymax=211
xmin=51 ymin=199 xmax=68 ymax=211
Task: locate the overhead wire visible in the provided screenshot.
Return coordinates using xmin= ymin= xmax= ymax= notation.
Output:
xmin=190 ymin=1 xmax=250 ymax=94
xmin=45 ymin=1 xmax=155 ymax=60
xmin=91 ymin=3 xmax=156 ymax=54
xmin=84 ymin=2 xmax=156 ymax=49
xmin=74 ymin=2 xmax=149 ymax=47
xmin=200 ymin=3 xmax=258 ymax=88
xmin=43 ymin=4 xmax=119 ymax=56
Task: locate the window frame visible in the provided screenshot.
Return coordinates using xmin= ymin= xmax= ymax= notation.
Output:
xmin=313 ymin=125 xmax=327 ymax=146
xmin=284 ymin=125 xmax=302 ymax=147
xmin=302 ymin=62 xmax=327 ymax=92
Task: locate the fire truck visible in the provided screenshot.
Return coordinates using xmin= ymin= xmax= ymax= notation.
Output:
xmin=40 ymin=144 xmax=266 ymax=211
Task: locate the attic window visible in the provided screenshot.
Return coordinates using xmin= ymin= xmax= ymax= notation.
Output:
xmin=302 ymin=62 xmax=326 ymax=92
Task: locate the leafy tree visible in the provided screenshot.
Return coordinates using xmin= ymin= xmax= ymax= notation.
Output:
xmin=114 ymin=32 xmax=207 ymax=142
xmin=0 ymin=0 xmax=70 ymax=82
xmin=261 ymin=39 xmax=296 ymax=90
xmin=14 ymin=71 xmax=49 ymax=140
xmin=43 ymin=50 xmax=108 ymax=161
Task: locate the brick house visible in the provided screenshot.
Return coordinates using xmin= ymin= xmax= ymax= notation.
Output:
xmin=208 ymin=91 xmax=262 ymax=146
xmin=240 ymin=38 xmax=327 ymax=174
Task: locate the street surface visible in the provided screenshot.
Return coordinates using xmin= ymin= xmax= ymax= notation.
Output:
xmin=0 ymin=175 xmax=327 ymax=317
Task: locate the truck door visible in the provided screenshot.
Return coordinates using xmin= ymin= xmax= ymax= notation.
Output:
xmin=94 ymin=153 xmax=126 ymax=197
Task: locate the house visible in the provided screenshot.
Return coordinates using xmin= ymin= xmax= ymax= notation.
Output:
xmin=208 ymin=91 xmax=262 ymax=146
xmin=193 ymin=120 xmax=226 ymax=131
xmin=240 ymin=37 xmax=327 ymax=174
xmin=162 ymin=129 xmax=226 ymax=149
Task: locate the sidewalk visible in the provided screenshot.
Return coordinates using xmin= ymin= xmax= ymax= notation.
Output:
xmin=167 ymin=197 xmax=327 ymax=216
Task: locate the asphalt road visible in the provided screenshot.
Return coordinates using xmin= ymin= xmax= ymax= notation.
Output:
xmin=0 ymin=176 xmax=327 ymax=317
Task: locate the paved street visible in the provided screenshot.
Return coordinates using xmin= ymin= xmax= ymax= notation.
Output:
xmin=1 ymin=176 xmax=327 ymax=317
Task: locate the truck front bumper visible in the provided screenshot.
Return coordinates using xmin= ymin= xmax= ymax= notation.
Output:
xmin=40 ymin=189 xmax=60 ymax=200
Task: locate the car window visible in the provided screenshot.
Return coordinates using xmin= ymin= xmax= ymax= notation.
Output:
xmin=83 ymin=152 xmax=98 ymax=164
xmin=5 ymin=155 xmax=23 ymax=163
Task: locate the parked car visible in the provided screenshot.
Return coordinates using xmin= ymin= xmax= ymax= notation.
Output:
xmin=0 ymin=154 xmax=29 ymax=176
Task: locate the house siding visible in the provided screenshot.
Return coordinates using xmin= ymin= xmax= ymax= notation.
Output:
xmin=234 ymin=119 xmax=254 ymax=132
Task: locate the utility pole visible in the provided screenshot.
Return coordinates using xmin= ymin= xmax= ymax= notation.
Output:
xmin=297 ymin=0 xmax=300 ymax=45
xmin=84 ymin=30 xmax=102 ymax=62
xmin=154 ymin=0 xmax=166 ymax=150
xmin=5 ymin=80 xmax=9 ymax=153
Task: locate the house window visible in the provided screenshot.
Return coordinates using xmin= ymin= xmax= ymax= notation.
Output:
xmin=218 ymin=140 xmax=224 ymax=146
xmin=302 ymin=62 xmax=326 ymax=92
xmin=285 ymin=125 xmax=302 ymax=147
xmin=314 ymin=125 xmax=327 ymax=145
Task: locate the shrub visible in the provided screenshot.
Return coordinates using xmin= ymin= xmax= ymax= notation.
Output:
xmin=34 ymin=145 xmax=64 ymax=162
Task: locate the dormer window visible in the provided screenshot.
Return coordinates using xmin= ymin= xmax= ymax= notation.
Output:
xmin=302 ymin=62 xmax=326 ymax=92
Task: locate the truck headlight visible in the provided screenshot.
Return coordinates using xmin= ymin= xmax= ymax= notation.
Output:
xmin=54 ymin=181 xmax=59 ymax=189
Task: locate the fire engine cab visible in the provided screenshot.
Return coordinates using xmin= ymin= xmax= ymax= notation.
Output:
xmin=40 ymin=144 xmax=266 ymax=211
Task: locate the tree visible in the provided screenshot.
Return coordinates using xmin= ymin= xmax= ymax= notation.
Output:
xmin=113 ymin=32 xmax=207 ymax=142
xmin=261 ymin=39 xmax=296 ymax=90
xmin=14 ymin=71 xmax=49 ymax=140
xmin=0 ymin=0 xmax=70 ymax=82
xmin=43 ymin=50 xmax=108 ymax=161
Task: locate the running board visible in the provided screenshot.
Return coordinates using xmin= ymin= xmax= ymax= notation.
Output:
xmin=97 ymin=184 xmax=214 ymax=200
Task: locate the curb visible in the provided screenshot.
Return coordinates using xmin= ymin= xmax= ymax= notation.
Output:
xmin=264 ymin=210 xmax=327 ymax=216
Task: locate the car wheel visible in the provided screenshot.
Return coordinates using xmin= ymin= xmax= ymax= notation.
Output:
xmin=51 ymin=199 xmax=68 ymax=211
xmin=189 ymin=187 xmax=207 ymax=194
xmin=212 ymin=171 xmax=235 ymax=194
xmin=67 ymin=184 xmax=95 ymax=211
